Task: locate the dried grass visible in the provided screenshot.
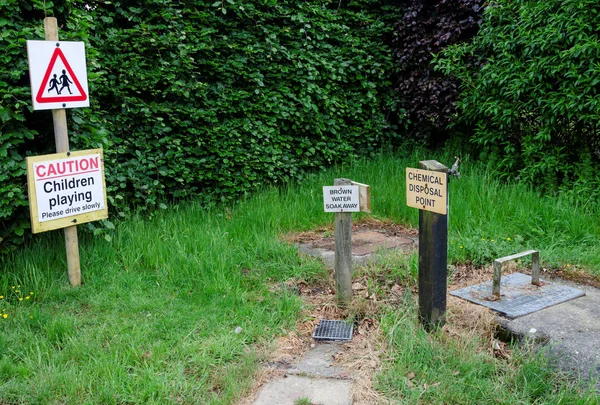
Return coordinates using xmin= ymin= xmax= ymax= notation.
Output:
xmin=280 ymin=227 xmax=333 ymax=244
xmin=337 ymin=322 xmax=386 ymax=404
xmin=444 ymin=296 xmax=497 ymax=347
xmin=553 ymin=267 xmax=600 ymax=288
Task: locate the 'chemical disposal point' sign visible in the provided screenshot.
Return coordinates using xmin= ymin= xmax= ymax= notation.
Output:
xmin=406 ymin=168 xmax=447 ymax=215
xmin=323 ymin=186 xmax=360 ymax=212
xmin=26 ymin=40 xmax=89 ymax=110
xmin=27 ymin=149 xmax=108 ymax=233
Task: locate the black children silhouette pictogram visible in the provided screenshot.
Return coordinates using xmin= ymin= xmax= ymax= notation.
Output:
xmin=47 ymin=74 xmax=60 ymax=94
xmin=58 ymin=69 xmax=73 ymax=95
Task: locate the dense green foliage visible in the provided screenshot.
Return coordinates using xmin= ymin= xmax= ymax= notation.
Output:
xmin=0 ymin=0 xmax=400 ymax=252
xmin=436 ymin=0 xmax=600 ymax=197
xmin=5 ymin=0 xmax=600 ymax=254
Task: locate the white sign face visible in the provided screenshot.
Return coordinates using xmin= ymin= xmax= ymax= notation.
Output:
xmin=32 ymin=153 xmax=105 ymax=223
xmin=323 ymin=186 xmax=360 ymax=212
xmin=26 ymin=40 xmax=89 ymax=110
xmin=406 ymin=168 xmax=447 ymax=215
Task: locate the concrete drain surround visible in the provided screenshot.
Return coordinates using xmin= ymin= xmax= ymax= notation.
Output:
xmin=450 ymin=272 xmax=586 ymax=318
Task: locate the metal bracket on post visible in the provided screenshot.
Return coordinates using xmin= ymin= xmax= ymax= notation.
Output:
xmin=448 ymin=157 xmax=460 ymax=181
xmin=491 ymin=250 xmax=540 ymax=299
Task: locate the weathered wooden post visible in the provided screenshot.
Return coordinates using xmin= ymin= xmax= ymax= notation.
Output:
xmin=45 ymin=17 xmax=81 ymax=286
xmin=407 ymin=160 xmax=457 ymax=330
xmin=323 ymin=179 xmax=370 ymax=307
xmin=25 ymin=18 xmax=107 ymax=287
xmin=334 ymin=178 xmax=353 ymax=306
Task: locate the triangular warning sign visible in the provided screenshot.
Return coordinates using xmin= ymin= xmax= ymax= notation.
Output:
xmin=35 ymin=47 xmax=88 ymax=103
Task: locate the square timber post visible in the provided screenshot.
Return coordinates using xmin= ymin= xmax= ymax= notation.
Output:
xmin=418 ymin=160 xmax=448 ymax=330
xmin=45 ymin=17 xmax=81 ymax=286
xmin=334 ymin=178 xmax=353 ymax=307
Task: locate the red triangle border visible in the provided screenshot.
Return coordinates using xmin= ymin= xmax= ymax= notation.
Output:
xmin=36 ymin=47 xmax=87 ymax=103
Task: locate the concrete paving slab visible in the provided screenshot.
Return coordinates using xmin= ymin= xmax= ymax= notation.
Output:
xmin=253 ymin=343 xmax=353 ymax=404
xmin=287 ymin=343 xmax=347 ymax=378
xmin=253 ymin=375 xmax=352 ymax=405
xmin=498 ymin=282 xmax=600 ymax=388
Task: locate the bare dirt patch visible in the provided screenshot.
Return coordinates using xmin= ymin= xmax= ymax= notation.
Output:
xmin=282 ymin=218 xmax=417 ymax=245
xmin=285 ymin=218 xmax=418 ymax=271
xmin=551 ymin=267 xmax=600 ymax=288
xmin=283 ymin=218 xmax=418 ymax=257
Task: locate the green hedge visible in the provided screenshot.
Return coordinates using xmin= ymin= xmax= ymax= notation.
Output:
xmin=0 ymin=0 xmax=401 ymax=252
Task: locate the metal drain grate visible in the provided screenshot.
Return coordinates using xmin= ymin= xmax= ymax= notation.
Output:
xmin=312 ymin=320 xmax=353 ymax=341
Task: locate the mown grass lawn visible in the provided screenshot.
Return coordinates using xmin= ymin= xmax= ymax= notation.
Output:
xmin=1 ymin=152 xmax=599 ymax=404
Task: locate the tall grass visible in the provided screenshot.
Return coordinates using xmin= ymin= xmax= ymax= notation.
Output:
xmin=377 ymin=297 xmax=596 ymax=404
xmin=1 ymin=151 xmax=599 ymax=403
xmin=448 ymin=158 xmax=600 ymax=271
xmin=321 ymin=152 xmax=600 ymax=273
xmin=0 ymin=203 xmax=323 ymax=403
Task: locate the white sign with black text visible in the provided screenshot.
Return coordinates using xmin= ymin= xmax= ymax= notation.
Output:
xmin=323 ymin=185 xmax=360 ymax=213
xmin=33 ymin=153 xmax=104 ymax=222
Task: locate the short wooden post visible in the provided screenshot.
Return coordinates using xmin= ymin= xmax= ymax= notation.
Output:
xmin=531 ymin=251 xmax=540 ymax=286
xmin=44 ymin=17 xmax=81 ymax=286
xmin=334 ymin=178 xmax=353 ymax=307
xmin=418 ymin=161 xmax=448 ymax=330
xmin=492 ymin=260 xmax=502 ymax=299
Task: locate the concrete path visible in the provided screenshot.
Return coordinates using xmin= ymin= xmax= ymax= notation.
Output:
xmin=253 ymin=343 xmax=352 ymax=405
xmin=498 ymin=281 xmax=600 ymax=389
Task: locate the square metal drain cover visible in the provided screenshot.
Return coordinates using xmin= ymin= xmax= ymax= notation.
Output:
xmin=312 ymin=320 xmax=353 ymax=341
xmin=450 ymin=272 xmax=585 ymax=319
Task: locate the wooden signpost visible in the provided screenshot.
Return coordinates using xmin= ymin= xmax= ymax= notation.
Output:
xmin=406 ymin=160 xmax=457 ymax=330
xmin=25 ymin=17 xmax=102 ymax=286
xmin=323 ymin=179 xmax=370 ymax=307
